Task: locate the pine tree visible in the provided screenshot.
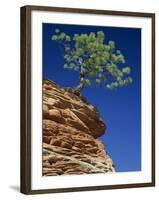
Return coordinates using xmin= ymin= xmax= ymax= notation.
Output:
xmin=52 ymin=29 xmax=132 ymax=95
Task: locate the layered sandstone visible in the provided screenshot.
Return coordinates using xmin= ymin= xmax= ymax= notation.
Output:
xmin=42 ymin=79 xmax=115 ymax=176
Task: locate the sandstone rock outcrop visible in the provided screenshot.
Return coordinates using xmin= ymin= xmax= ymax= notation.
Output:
xmin=42 ymin=79 xmax=115 ymax=176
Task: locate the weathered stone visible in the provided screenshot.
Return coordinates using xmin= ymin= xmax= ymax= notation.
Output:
xmin=47 ymin=98 xmax=57 ymax=106
xmin=49 ymin=109 xmax=65 ymax=123
xmin=42 ymin=79 xmax=115 ymax=176
xmin=43 ymin=104 xmax=49 ymax=118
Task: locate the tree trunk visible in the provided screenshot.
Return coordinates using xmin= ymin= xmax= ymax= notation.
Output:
xmin=73 ymin=72 xmax=84 ymax=95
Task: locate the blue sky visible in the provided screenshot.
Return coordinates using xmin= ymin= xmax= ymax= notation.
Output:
xmin=42 ymin=23 xmax=141 ymax=172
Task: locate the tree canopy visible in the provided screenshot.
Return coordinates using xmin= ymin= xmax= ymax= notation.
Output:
xmin=51 ymin=29 xmax=132 ymax=94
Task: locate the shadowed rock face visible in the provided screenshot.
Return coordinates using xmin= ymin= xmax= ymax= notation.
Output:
xmin=42 ymin=79 xmax=115 ymax=176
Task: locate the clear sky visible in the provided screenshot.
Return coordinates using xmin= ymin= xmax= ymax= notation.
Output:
xmin=42 ymin=23 xmax=141 ymax=172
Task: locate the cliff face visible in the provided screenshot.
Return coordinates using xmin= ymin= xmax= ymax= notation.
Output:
xmin=43 ymin=79 xmax=115 ymax=176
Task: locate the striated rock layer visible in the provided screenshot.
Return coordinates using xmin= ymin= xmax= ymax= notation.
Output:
xmin=42 ymin=79 xmax=115 ymax=176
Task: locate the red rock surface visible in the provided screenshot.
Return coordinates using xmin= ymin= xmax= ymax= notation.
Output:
xmin=42 ymin=79 xmax=115 ymax=176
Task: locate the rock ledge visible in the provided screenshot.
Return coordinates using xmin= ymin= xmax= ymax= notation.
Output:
xmin=43 ymin=79 xmax=115 ymax=176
